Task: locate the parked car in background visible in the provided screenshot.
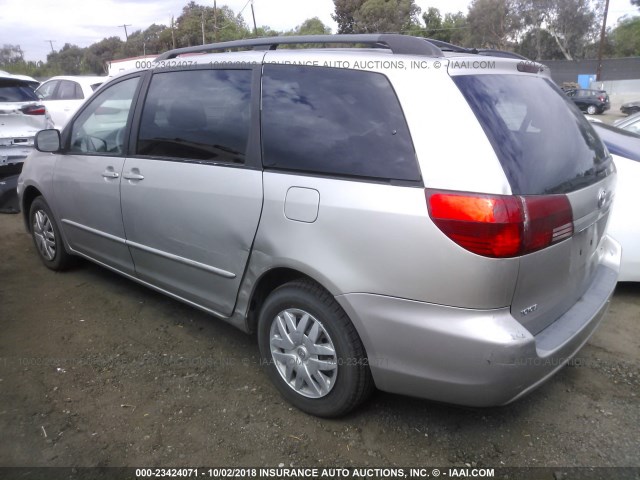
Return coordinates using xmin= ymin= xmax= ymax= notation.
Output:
xmin=565 ymin=88 xmax=610 ymax=115
xmin=620 ymin=100 xmax=640 ymax=116
xmin=19 ymin=35 xmax=621 ymax=417
xmin=35 ymin=76 xmax=105 ymax=129
xmin=0 ymin=70 xmax=39 ymax=90
xmin=613 ymin=111 xmax=640 ymax=135
xmin=0 ymin=73 xmax=52 ymax=174
xmin=591 ymin=122 xmax=640 ymax=282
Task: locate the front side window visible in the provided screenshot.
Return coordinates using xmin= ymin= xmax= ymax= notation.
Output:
xmin=69 ymin=76 xmax=140 ymax=155
xmin=261 ymin=65 xmax=420 ymax=182
xmin=36 ymin=80 xmax=59 ymax=100
xmin=136 ymin=69 xmax=252 ymax=165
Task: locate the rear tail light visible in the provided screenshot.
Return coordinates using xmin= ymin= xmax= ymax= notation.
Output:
xmin=20 ymin=104 xmax=46 ymax=115
xmin=426 ymin=189 xmax=574 ymax=258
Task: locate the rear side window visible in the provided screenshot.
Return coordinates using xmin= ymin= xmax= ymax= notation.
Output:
xmin=261 ymin=65 xmax=420 ymax=182
xmin=0 ymin=79 xmax=38 ymax=102
xmin=454 ymin=75 xmax=610 ymax=194
xmin=58 ymin=80 xmax=83 ymax=100
xmin=137 ymin=69 xmax=252 ymax=165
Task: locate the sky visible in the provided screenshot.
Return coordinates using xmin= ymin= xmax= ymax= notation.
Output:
xmin=1 ymin=0 xmax=638 ymax=62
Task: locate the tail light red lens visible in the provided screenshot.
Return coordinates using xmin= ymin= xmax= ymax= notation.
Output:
xmin=21 ymin=104 xmax=46 ymax=115
xmin=426 ymin=189 xmax=574 ymax=258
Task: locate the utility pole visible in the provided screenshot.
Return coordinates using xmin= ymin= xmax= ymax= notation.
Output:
xmin=214 ymin=0 xmax=219 ymax=42
xmin=171 ymin=16 xmax=176 ymax=49
xmin=201 ymin=10 xmax=206 ymax=45
xmin=596 ymin=0 xmax=610 ymax=82
xmin=119 ymin=24 xmax=132 ymax=41
xmin=44 ymin=40 xmax=56 ymax=53
xmin=250 ymin=0 xmax=258 ymax=36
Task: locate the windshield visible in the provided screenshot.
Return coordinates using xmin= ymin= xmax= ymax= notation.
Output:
xmin=454 ymin=74 xmax=611 ymax=194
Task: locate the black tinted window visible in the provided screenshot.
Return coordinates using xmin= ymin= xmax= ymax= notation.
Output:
xmin=0 ymin=79 xmax=38 ymax=102
xmin=262 ymin=65 xmax=420 ymax=182
xmin=454 ymin=75 xmax=610 ymax=194
xmin=137 ymin=69 xmax=252 ymax=165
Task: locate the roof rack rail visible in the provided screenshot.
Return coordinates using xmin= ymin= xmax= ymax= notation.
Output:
xmin=423 ymin=39 xmax=531 ymax=61
xmin=423 ymin=39 xmax=475 ymax=54
xmin=155 ymin=34 xmax=444 ymax=61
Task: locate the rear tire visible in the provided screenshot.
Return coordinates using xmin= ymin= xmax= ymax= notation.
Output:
xmin=587 ymin=105 xmax=597 ymax=115
xmin=29 ymin=196 xmax=74 ymax=271
xmin=257 ymin=280 xmax=374 ymax=417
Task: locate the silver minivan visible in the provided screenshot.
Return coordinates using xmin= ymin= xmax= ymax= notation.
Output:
xmin=18 ymin=35 xmax=621 ymax=417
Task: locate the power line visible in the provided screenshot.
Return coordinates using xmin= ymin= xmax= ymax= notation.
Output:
xmin=238 ymin=0 xmax=252 ymax=17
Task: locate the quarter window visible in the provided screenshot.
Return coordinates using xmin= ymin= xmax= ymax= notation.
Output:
xmin=136 ymin=69 xmax=252 ymax=165
xmin=69 ymin=76 xmax=140 ymax=155
xmin=261 ymin=65 xmax=420 ymax=182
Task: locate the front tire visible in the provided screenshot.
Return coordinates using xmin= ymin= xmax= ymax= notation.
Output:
xmin=29 ymin=196 xmax=74 ymax=271
xmin=257 ymin=280 xmax=373 ymax=417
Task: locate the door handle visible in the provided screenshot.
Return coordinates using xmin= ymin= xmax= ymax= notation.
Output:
xmin=101 ymin=170 xmax=119 ymax=178
xmin=123 ymin=171 xmax=144 ymax=181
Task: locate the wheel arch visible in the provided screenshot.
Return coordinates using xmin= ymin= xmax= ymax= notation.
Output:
xmin=245 ymin=267 xmax=321 ymax=334
xmin=21 ymin=185 xmax=43 ymax=232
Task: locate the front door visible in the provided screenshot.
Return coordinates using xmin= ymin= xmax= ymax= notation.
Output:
xmin=53 ymin=75 xmax=142 ymax=274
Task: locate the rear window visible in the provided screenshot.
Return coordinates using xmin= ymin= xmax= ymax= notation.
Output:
xmin=0 ymin=79 xmax=38 ymax=102
xmin=261 ymin=65 xmax=420 ymax=182
xmin=454 ymin=75 xmax=610 ymax=194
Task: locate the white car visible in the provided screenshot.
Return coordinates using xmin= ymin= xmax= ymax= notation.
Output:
xmin=36 ymin=76 xmax=105 ymax=129
xmin=613 ymin=112 xmax=640 ymax=135
xmin=0 ymin=72 xmax=52 ymax=171
xmin=592 ymin=123 xmax=640 ymax=282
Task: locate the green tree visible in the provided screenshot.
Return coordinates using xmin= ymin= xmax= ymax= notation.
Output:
xmin=442 ymin=12 xmax=469 ymax=45
xmin=0 ymin=44 xmax=24 ymax=66
xmin=174 ymin=2 xmax=250 ymax=46
xmin=296 ymin=17 xmax=332 ymax=35
xmin=84 ymin=37 xmax=124 ymax=74
xmin=466 ymin=0 xmax=521 ymax=49
xmin=610 ymin=16 xmax=640 ymax=56
xmin=413 ymin=8 xmax=468 ymax=44
xmin=332 ymin=0 xmax=366 ymax=33
xmin=422 ymin=7 xmax=443 ymax=38
xmin=47 ymin=43 xmax=89 ymax=75
xmin=516 ymin=28 xmax=564 ymax=59
xmin=515 ymin=0 xmax=601 ymax=60
xmin=353 ymin=0 xmax=421 ymax=33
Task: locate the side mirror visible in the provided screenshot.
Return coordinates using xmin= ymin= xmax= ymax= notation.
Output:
xmin=35 ymin=129 xmax=61 ymax=153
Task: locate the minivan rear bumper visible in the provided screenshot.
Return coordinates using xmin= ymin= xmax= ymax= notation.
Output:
xmin=336 ymin=235 xmax=621 ymax=407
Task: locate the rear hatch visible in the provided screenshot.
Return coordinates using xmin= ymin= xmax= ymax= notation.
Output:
xmin=452 ymin=67 xmax=614 ymax=334
xmin=0 ymin=77 xmax=48 ymax=165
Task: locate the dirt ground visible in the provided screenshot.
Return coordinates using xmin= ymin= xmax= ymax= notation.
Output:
xmin=0 ymin=212 xmax=638 ymax=469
